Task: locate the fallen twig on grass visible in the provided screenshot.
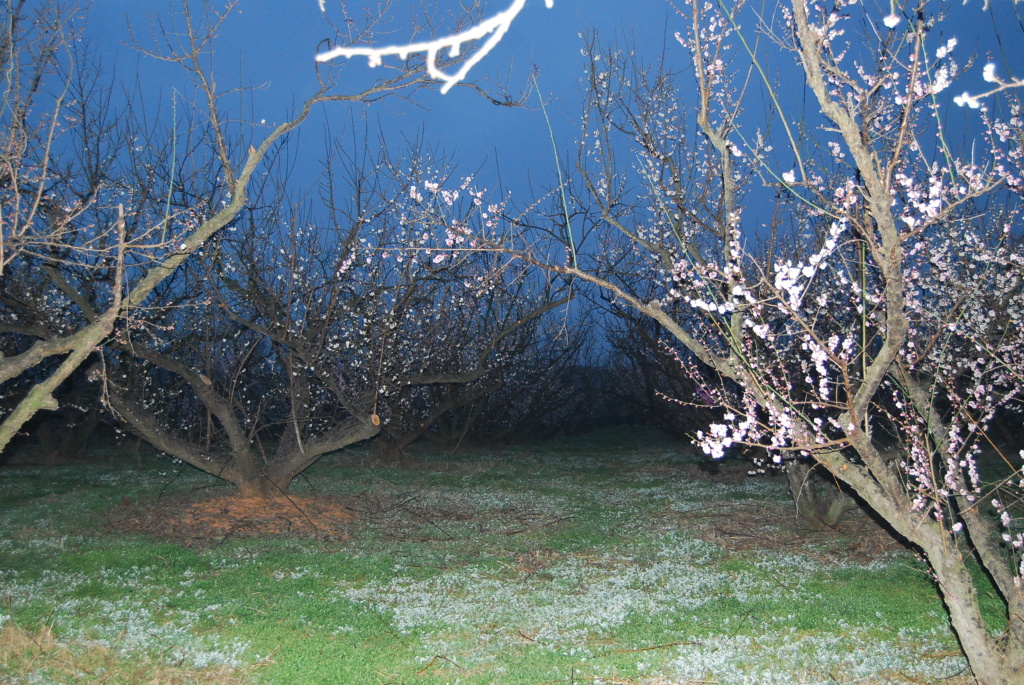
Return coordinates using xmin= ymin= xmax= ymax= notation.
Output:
xmin=415 ymin=653 xmax=463 ymax=675
xmin=255 ymin=644 xmax=280 ymax=666
xmin=368 ymin=605 xmax=409 ymax=647
xmin=515 ymin=629 xmax=546 ymax=644
xmin=609 ymin=641 xmax=701 ymax=653
xmin=396 ymin=502 xmax=458 ymax=540
xmin=504 ymin=515 xmax=574 ymax=536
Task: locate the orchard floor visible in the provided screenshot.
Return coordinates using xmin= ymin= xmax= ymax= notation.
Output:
xmin=104 ymin=468 xmax=905 ymax=564
xmin=108 ymin=493 xmax=358 ymax=545
xmin=0 ymin=427 xmax=988 ymax=684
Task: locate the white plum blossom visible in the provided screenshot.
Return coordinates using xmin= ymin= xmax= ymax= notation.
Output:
xmin=954 ymin=91 xmax=982 ymax=108
xmin=935 ymin=38 xmax=957 ymax=60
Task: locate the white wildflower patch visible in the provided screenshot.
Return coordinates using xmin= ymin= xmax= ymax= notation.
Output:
xmin=272 ymin=566 xmax=322 ymax=581
xmin=0 ymin=565 xmax=252 ymax=669
xmin=330 ymin=527 xmax=908 ymax=673
xmin=0 ymin=437 xmax=966 ymax=682
xmin=668 ymin=625 xmax=965 ymax=684
xmin=64 ymin=603 xmax=250 ymax=669
xmin=333 ymin=534 xmax=733 ymax=656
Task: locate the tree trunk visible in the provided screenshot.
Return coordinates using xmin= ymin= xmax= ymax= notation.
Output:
xmin=785 ymin=460 xmax=857 ymax=528
xmin=927 ymin=548 xmax=1024 ymax=685
xmin=374 ymin=433 xmax=406 ymax=462
xmin=235 ymin=472 xmax=286 ymax=499
xmin=232 ymin=452 xmax=285 ymax=499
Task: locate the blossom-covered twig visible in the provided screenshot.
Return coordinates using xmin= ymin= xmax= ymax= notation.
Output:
xmin=953 ymin=62 xmax=1024 ymax=108
xmin=316 ymin=0 xmax=554 ymax=94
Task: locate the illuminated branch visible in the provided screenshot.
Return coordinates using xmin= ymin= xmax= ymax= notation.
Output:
xmin=953 ymin=63 xmax=1024 ymax=108
xmin=316 ymin=0 xmax=554 ymax=94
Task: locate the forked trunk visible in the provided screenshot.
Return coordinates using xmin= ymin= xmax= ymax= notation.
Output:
xmin=235 ymin=474 xmax=286 ymax=500
xmin=930 ymin=553 xmax=1024 ymax=684
xmin=785 ymin=460 xmax=857 ymax=528
xmin=233 ymin=456 xmax=290 ymax=500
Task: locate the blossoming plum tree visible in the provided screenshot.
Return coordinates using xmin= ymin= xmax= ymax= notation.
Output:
xmin=102 ymin=137 xmax=570 ymax=497
xmin=370 ymin=260 xmax=575 ymax=459
xmin=499 ymin=1 xmax=1024 ymax=681
xmin=0 ymin=0 xmax=524 ymax=458
xmin=0 ymin=0 xmax=473 ymax=455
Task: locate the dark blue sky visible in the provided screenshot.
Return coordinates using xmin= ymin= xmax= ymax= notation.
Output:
xmin=84 ymin=0 xmax=679 ymax=193
xmin=83 ymin=0 xmax=1021 ymax=211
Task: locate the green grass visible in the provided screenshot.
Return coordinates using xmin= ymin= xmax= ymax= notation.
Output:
xmin=0 ymin=427 xmax=978 ymax=684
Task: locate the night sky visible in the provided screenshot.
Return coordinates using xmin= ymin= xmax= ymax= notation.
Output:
xmin=83 ymin=0 xmax=687 ymax=197
xmin=81 ymin=0 xmax=1022 ymax=223
xmin=70 ymin=0 xmax=1022 ymax=374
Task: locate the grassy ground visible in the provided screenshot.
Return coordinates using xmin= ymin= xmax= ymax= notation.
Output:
xmin=0 ymin=428 xmax=984 ymax=684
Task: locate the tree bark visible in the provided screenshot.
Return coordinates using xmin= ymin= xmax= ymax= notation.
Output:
xmin=784 ymin=460 xmax=857 ymax=528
